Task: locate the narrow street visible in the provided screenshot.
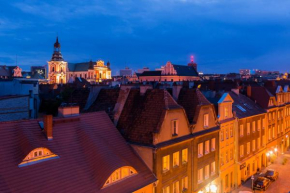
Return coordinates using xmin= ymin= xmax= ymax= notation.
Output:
xmin=233 ymin=151 xmax=290 ymax=193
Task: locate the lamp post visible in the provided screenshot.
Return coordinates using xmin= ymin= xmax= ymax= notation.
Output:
xmin=274 ymin=147 xmax=278 ymax=157
xmin=251 ymin=175 xmax=254 ymax=190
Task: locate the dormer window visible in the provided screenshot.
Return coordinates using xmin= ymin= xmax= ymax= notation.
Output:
xmin=19 ymin=147 xmax=58 ymax=167
xmin=103 ymin=166 xmax=137 ymax=188
xmin=172 ymin=120 xmax=178 ymax=136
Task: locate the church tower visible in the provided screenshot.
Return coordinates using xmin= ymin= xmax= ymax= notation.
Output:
xmin=48 ymin=37 xmax=68 ymax=84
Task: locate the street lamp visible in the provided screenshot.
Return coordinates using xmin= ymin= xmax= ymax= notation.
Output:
xmin=251 ymin=175 xmax=255 ymax=190
xmin=274 ymin=147 xmax=278 ymax=157
xmin=210 ymin=184 xmax=217 ymax=193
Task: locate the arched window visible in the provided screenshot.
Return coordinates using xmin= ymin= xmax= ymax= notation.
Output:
xmin=19 ymin=147 xmax=59 ymax=167
xmin=103 ymin=166 xmax=137 ymax=187
xmin=52 ymin=67 xmax=55 ymax=72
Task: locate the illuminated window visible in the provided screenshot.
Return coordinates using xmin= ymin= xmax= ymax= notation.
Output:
xmin=198 ymin=168 xmax=203 ymax=183
xmin=258 ymin=120 xmax=261 ymax=131
xmin=163 ymin=186 xmax=170 ymax=193
xmin=205 ymin=165 xmax=209 ymax=179
xmin=163 ymin=155 xmax=170 ymax=172
xmin=257 ymin=137 xmax=260 ymax=149
xmin=211 ymin=138 xmax=216 ymax=151
xmin=252 ymin=140 xmax=255 ymax=151
xmin=252 ymin=121 xmax=255 ymax=133
xmin=240 ymin=145 xmax=244 ymax=157
xmin=198 ymin=143 xmax=203 ymax=158
xmin=205 ymin=140 xmax=210 ymax=154
xmin=230 ymin=126 xmax=233 ymax=137
xmin=182 ymin=176 xmax=188 ymax=191
xmin=204 ymin=114 xmax=209 ymax=127
xmin=103 ymin=166 xmax=137 ymax=187
xmin=269 ymin=128 xmax=272 ymax=141
xmin=173 ymin=181 xmax=179 ymax=193
xmin=240 ymin=125 xmax=244 ymax=137
xmin=230 ymin=149 xmax=233 ymax=160
xmin=19 ymin=147 xmax=58 ymax=167
xmin=211 ymin=162 xmax=216 ymax=175
xmin=173 ymin=152 xmax=180 ymax=167
xmin=172 ymin=120 xmax=178 ymax=136
xmin=247 ymin=142 xmax=250 ymax=154
xmin=182 ymin=149 xmax=188 ymax=164
xmin=226 ymin=151 xmax=229 ymax=163
xmin=247 ymin=123 xmax=250 ymax=135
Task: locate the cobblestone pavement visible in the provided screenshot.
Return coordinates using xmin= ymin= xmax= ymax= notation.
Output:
xmin=232 ymin=152 xmax=290 ymax=193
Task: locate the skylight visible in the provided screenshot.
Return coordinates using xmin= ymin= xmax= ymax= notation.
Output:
xmin=236 ymin=105 xmax=246 ymax=112
xmin=243 ymin=103 xmax=253 ymax=109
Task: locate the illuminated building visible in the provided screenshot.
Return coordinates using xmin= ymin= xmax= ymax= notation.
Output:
xmin=47 ymin=37 xmax=68 ymax=84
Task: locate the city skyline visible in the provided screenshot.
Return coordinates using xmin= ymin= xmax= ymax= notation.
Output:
xmin=1 ymin=0 xmax=290 ymax=74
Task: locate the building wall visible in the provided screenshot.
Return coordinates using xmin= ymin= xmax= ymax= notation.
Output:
xmin=0 ymin=96 xmax=29 ymax=122
xmin=48 ymin=61 xmax=68 ymax=84
xmin=139 ymin=75 xmax=200 ymax=82
xmin=155 ymin=140 xmax=192 ymax=193
xmin=133 ymin=183 xmax=154 ymax=193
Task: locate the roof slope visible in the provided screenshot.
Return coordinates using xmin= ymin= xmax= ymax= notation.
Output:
xmin=177 ymin=88 xmax=211 ymax=124
xmin=229 ymin=91 xmax=266 ymax=118
xmin=117 ymin=89 xmax=182 ymax=145
xmin=250 ymin=86 xmax=273 ymax=109
xmin=0 ymin=112 xmax=156 ymax=193
xmin=172 ymin=64 xmax=199 ymax=76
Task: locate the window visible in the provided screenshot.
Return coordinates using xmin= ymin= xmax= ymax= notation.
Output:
xmin=173 ymin=152 xmax=180 ymax=167
xmin=230 ymin=149 xmax=233 ymax=160
xmin=269 ymin=113 xmax=271 ymax=120
xmin=252 ymin=121 xmax=256 ymax=133
xmin=204 ymin=114 xmax=209 ymax=127
xmin=230 ymin=127 xmax=233 ymax=137
xmin=247 ymin=123 xmax=250 ymax=135
xmin=182 ymin=149 xmax=188 ymax=164
xmin=240 ymin=125 xmax=244 ymax=137
xmin=272 ymin=127 xmax=275 ymax=138
xmin=240 ymin=145 xmax=244 ymax=157
xmin=211 ymin=138 xmax=216 ymax=151
xmin=258 ymin=120 xmax=261 ymax=131
xmin=221 ymin=130 xmax=224 ymax=141
xmin=211 ymin=162 xmax=216 ymax=175
xmin=226 ymin=129 xmax=229 ymax=139
xmin=252 ymin=140 xmax=256 ymax=151
xmin=263 ymin=135 xmax=266 ymax=146
xmin=182 ymin=176 xmax=188 ymax=191
xmin=173 ymin=181 xmax=179 ymax=193
xmin=198 ymin=143 xmax=203 ymax=157
xmin=172 ymin=120 xmax=178 ymax=136
xmin=205 ymin=140 xmax=210 ymax=154
xmin=163 ymin=186 xmax=170 ymax=193
xmin=225 ymin=107 xmax=229 ymax=118
xmin=205 ymin=165 xmax=210 ymax=179
xmin=104 ymin=166 xmax=137 ymax=187
xmin=226 ymin=151 xmax=229 ymax=163
xmin=257 ymin=137 xmax=260 ymax=149
xmin=262 ymin=118 xmax=265 ymax=129
xmin=163 ymin=155 xmax=170 ymax=172
xmin=278 ymin=125 xmax=280 ymax=134
xmin=225 ymin=174 xmax=229 ymax=188
xmin=247 ymin=142 xmax=250 ymax=154
xmin=198 ymin=168 xmax=203 ymax=183
xmin=221 ymin=153 xmax=224 ymax=165
xmin=269 ymin=128 xmax=272 ymax=141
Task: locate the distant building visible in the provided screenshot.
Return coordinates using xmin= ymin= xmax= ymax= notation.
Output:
xmin=31 ymin=66 xmax=46 ymax=79
xmin=0 ymin=65 xmax=22 ymax=79
xmin=239 ymin=69 xmax=250 ymax=75
xmin=120 ymin=67 xmax=132 ymax=76
xmin=138 ymin=61 xmax=200 ymax=82
xmin=137 ymin=67 xmax=150 ymax=74
xmin=48 ymin=37 xmax=111 ymax=84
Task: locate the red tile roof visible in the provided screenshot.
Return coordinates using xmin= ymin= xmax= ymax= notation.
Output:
xmin=177 ymin=88 xmax=211 ymax=124
xmin=117 ymin=89 xmax=182 ymax=145
xmin=0 ymin=112 xmax=156 ymax=193
xmin=250 ymin=86 xmax=274 ymax=109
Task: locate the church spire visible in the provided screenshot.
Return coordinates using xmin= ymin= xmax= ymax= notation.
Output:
xmin=51 ymin=36 xmax=63 ymax=61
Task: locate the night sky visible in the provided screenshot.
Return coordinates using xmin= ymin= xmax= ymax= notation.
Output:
xmin=1 ymin=0 xmax=290 ymax=74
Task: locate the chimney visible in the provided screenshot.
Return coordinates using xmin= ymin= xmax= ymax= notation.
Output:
xmin=172 ymin=83 xmax=182 ymax=100
xmin=58 ymin=104 xmax=80 ymax=117
xmin=231 ymin=88 xmax=239 ymax=95
xmin=44 ymin=115 xmax=53 ymax=140
xmin=247 ymin=85 xmax=251 ymax=98
xmin=140 ymin=85 xmax=153 ymax=96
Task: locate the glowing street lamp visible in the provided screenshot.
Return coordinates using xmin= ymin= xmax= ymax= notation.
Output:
xmin=275 ymin=147 xmax=278 ymax=156
xmin=270 ymin=151 xmax=273 ymax=155
xmin=210 ymin=184 xmax=217 ymax=193
xmin=266 ymin=152 xmax=269 ymax=157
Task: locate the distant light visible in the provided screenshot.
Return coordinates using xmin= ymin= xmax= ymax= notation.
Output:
xmin=191 ymin=55 xmax=194 ymax=63
xmin=274 ymin=148 xmax=277 ymax=152
xmin=270 ymin=151 xmax=273 ymax=154
xmin=210 ymin=184 xmax=217 ymax=192
xmin=266 ymin=153 xmax=269 ymax=157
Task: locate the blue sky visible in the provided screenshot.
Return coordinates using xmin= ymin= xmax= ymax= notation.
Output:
xmin=1 ymin=0 xmax=290 ymax=74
